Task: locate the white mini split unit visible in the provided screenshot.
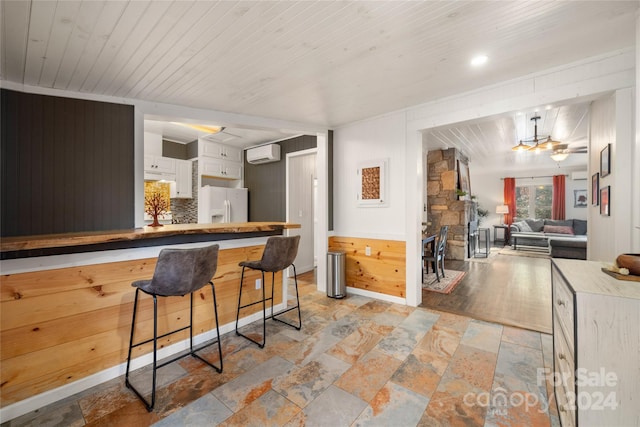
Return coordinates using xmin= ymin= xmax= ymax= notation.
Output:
xmin=246 ymin=144 xmax=281 ymax=164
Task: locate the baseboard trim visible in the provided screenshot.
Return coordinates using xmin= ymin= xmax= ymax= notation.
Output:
xmin=346 ymin=286 xmax=406 ymax=305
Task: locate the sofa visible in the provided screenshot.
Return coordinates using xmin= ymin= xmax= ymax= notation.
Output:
xmin=509 ymin=218 xmax=587 ymax=259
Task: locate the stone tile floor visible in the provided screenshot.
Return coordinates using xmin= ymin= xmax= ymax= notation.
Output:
xmin=4 ymin=273 xmax=559 ymax=426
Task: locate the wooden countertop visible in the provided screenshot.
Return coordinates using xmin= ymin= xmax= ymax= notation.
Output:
xmin=1 ymin=222 xmax=300 ymax=253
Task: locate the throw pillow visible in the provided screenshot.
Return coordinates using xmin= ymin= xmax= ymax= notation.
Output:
xmin=573 ymin=219 xmax=587 ymax=235
xmin=544 ymin=225 xmax=575 ymax=235
xmin=526 ymin=219 xmax=545 ymax=232
xmin=513 ymin=220 xmax=532 ymax=232
xmin=545 ymin=219 xmax=573 ymax=228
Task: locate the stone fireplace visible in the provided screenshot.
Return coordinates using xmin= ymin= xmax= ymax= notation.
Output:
xmin=425 ymin=148 xmax=477 ymax=260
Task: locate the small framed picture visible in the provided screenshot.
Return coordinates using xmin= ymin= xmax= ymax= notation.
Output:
xmin=574 ymin=189 xmax=587 ymax=208
xmin=357 ymin=158 xmax=388 ymax=207
xmin=600 ymin=144 xmax=611 ymax=177
xmin=600 ymin=185 xmax=610 ymax=216
xmin=591 ymin=173 xmax=599 ymax=206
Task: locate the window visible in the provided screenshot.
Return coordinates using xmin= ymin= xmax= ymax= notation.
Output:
xmin=516 ymin=185 xmax=552 ymax=219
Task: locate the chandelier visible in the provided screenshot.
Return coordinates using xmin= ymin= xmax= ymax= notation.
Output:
xmin=512 ymin=115 xmax=561 ymax=153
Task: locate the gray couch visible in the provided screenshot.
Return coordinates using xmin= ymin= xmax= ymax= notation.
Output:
xmin=509 ymin=218 xmax=587 ymax=259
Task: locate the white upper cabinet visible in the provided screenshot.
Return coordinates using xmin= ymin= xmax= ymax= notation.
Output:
xmin=201 ymin=157 xmax=242 ymax=180
xmin=201 ymin=140 xmax=242 ymax=163
xmin=144 ymin=154 xmax=176 ymax=174
xmin=170 ymin=159 xmax=192 ymax=198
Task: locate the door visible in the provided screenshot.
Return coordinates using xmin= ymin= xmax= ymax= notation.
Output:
xmin=198 ymin=186 xmax=227 ymax=223
xmin=227 ymin=188 xmax=248 ymax=222
xmin=287 ymin=152 xmax=316 ymax=274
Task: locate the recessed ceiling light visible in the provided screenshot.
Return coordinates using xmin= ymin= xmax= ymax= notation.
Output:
xmin=470 ymin=55 xmax=488 ymax=67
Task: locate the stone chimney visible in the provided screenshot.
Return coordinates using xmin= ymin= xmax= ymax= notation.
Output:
xmin=426 ymin=148 xmax=476 ymax=260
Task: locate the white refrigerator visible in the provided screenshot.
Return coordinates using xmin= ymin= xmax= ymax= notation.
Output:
xmin=198 ymin=186 xmax=248 ymax=223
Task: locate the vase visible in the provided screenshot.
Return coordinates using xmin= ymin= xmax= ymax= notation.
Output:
xmin=616 ymin=254 xmax=640 ymax=276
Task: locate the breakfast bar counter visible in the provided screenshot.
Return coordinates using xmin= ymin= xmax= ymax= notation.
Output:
xmin=0 ymin=222 xmax=300 ymax=413
xmin=1 ymin=222 xmax=300 ymax=259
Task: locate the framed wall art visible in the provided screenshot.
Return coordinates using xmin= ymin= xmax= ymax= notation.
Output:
xmin=591 ymin=173 xmax=599 ymax=206
xmin=357 ymin=158 xmax=388 ymax=207
xmin=600 ymin=144 xmax=611 ymax=177
xmin=600 ymin=185 xmax=610 ymax=216
xmin=574 ymin=189 xmax=587 ymax=208
xmin=457 ymin=160 xmax=471 ymax=199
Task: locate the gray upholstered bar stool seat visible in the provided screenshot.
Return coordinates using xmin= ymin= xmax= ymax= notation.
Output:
xmin=125 ymin=244 xmax=223 ymax=411
xmin=235 ymin=235 xmax=301 ymax=348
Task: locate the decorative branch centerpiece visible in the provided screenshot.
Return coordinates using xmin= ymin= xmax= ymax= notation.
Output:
xmin=144 ymin=182 xmax=170 ymax=227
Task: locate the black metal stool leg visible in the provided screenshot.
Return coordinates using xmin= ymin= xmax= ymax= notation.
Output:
xmin=125 ymin=288 xmax=140 ymax=385
xmin=236 ymin=268 xmax=268 ymax=348
xmin=272 ymin=264 xmax=302 ymax=330
xmin=188 ymin=283 xmax=223 ymax=373
xmin=125 ymin=291 xmax=157 ymax=411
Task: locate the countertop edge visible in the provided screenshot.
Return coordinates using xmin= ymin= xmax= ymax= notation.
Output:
xmin=1 ymin=222 xmax=301 ymax=252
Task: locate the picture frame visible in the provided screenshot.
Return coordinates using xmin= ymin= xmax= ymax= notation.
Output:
xmin=357 ymin=158 xmax=388 ymax=207
xmin=591 ymin=173 xmax=599 ymax=206
xmin=574 ymin=189 xmax=587 ymax=208
xmin=600 ymin=185 xmax=610 ymax=216
xmin=600 ymin=144 xmax=611 ymax=177
xmin=457 ymin=160 xmax=471 ymax=199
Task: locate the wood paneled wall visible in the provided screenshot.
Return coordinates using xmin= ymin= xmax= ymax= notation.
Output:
xmin=0 ymin=244 xmax=281 ymax=406
xmin=328 ymin=236 xmax=406 ymax=298
xmin=0 ymin=89 xmax=134 ymax=237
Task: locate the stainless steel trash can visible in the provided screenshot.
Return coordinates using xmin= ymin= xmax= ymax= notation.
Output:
xmin=327 ymin=250 xmax=346 ymax=298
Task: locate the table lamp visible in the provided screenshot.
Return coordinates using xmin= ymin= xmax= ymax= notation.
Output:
xmin=496 ymin=205 xmax=509 ymax=224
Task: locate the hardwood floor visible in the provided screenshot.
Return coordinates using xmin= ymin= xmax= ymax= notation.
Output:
xmin=420 ymin=249 xmax=552 ymax=334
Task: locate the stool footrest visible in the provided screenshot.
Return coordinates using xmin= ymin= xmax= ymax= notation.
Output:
xmin=272 ymin=305 xmax=301 ymax=330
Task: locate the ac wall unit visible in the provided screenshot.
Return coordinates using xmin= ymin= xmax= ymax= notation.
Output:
xmin=571 ymin=171 xmax=588 ymax=180
xmin=246 ymin=144 xmax=281 ymax=164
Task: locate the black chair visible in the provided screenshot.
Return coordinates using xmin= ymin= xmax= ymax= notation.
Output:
xmin=235 ymin=235 xmax=301 ymax=348
xmin=423 ymin=226 xmax=449 ymax=282
xmin=125 ymin=244 xmax=223 ymax=411
xmin=468 ymin=220 xmax=478 ymax=258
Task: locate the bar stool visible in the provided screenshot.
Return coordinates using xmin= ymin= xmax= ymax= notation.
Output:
xmin=235 ymin=235 xmax=301 ymax=348
xmin=125 ymin=244 xmax=223 ymax=411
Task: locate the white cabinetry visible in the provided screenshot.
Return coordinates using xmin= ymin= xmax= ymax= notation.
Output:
xmin=551 ymin=259 xmax=640 ymax=427
xmin=201 ymin=157 xmax=242 ymax=180
xmin=201 ymin=140 xmax=242 ymax=162
xmin=144 ymin=155 xmax=176 ymax=181
xmin=170 ymin=159 xmax=192 ymax=198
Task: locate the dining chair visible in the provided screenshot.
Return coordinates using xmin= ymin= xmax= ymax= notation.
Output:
xmin=423 ymin=225 xmax=449 ymax=282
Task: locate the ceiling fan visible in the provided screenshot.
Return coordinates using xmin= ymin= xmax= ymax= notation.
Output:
xmin=550 ymin=143 xmax=587 ymax=162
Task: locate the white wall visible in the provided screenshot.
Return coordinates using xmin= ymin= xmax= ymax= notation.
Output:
xmin=588 ymin=89 xmax=635 ymax=262
xmin=333 ymin=111 xmax=407 ymax=240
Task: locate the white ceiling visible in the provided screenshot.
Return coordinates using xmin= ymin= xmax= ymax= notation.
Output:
xmin=144 ymin=119 xmax=299 ymax=147
xmin=424 ymin=98 xmax=594 ymax=171
xmin=1 ymin=1 xmax=638 ymax=151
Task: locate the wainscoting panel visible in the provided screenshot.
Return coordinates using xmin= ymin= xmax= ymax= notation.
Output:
xmin=0 ymin=244 xmax=280 ymax=406
xmin=328 ymin=236 xmax=406 ymax=298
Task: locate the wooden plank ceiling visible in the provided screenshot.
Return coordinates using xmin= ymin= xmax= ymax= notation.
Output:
xmin=1 ymin=1 xmax=637 ymax=153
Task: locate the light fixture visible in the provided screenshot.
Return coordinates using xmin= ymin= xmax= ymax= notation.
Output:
xmin=496 ymin=205 xmax=509 ymax=224
xmin=550 ymin=152 xmax=569 ymax=162
xmin=471 ymin=54 xmax=488 ymax=67
xmin=171 ymin=122 xmax=225 ymax=135
xmin=512 ymin=115 xmax=561 ymax=152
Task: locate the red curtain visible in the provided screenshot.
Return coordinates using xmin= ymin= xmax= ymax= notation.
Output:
xmin=503 ymin=177 xmax=516 ymax=225
xmin=552 ymin=175 xmax=566 ymax=220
